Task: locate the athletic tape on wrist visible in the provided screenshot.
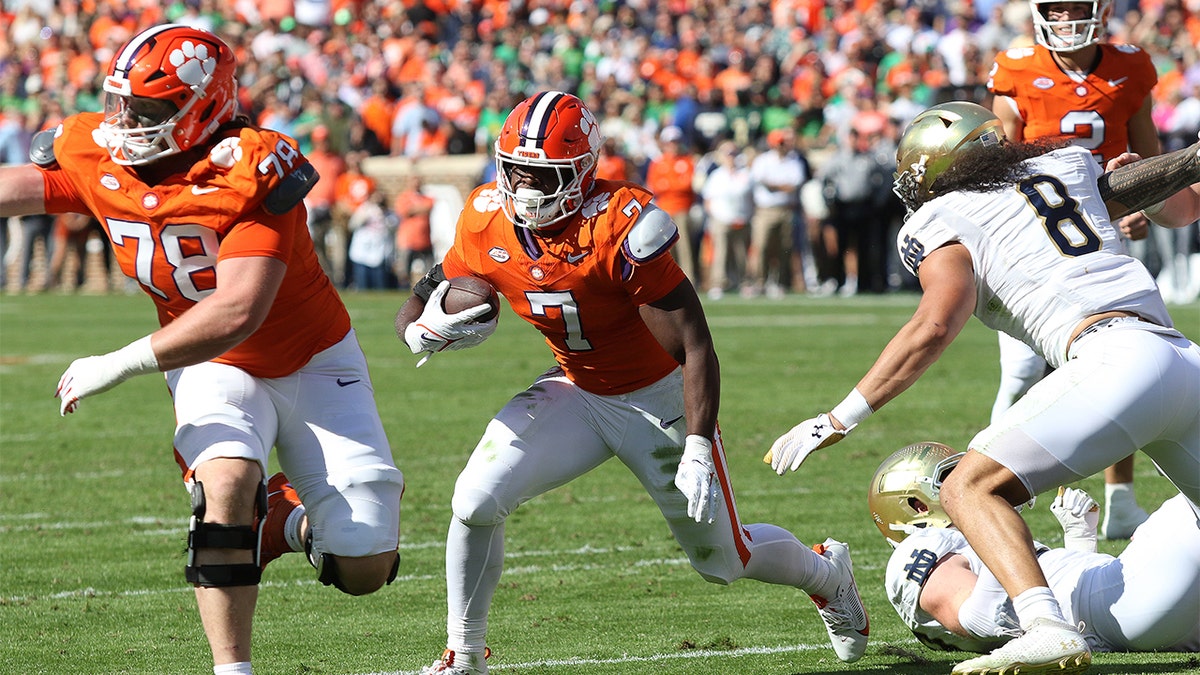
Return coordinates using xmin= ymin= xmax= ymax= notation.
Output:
xmin=830 ymin=388 xmax=873 ymax=429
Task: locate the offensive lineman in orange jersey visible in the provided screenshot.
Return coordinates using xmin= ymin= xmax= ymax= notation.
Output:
xmin=986 ymin=0 xmax=1160 ymax=540
xmin=395 ymin=91 xmax=869 ymax=675
xmin=0 ymin=25 xmax=403 ymax=675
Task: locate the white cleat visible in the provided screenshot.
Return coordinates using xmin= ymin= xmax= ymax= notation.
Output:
xmin=809 ymin=538 xmax=869 ymax=662
xmin=419 ymin=648 xmax=490 ymax=675
xmin=952 ymin=618 xmax=1091 ymax=674
xmin=1100 ymin=503 xmax=1149 ymax=540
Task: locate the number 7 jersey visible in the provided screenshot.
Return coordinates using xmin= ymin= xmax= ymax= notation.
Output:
xmin=441 ymin=178 xmax=686 ymax=396
xmin=896 ymin=145 xmax=1171 ymax=368
xmin=38 ymin=112 xmax=350 ymax=378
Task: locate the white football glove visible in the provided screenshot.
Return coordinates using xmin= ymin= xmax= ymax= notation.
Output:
xmin=55 ymin=336 xmax=159 ymax=416
xmin=1050 ymin=486 xmax=1099 ymax=552
xmin=403 ymin=280 xmax=498 ymax=366
xmin=674 ymin=435 xmax=722 ymax=524
xmin=765 ymin=413 xmax=849 ymax=475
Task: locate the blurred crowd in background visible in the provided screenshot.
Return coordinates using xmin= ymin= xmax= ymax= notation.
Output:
xmin=2 ymin=0 xmax=1198 ymax=300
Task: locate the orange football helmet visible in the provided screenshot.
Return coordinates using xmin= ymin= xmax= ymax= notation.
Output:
xmin=100 ymin=24 xmax=238 ymax=165
xmin=494 ymin=91 xmax=601 ymax=230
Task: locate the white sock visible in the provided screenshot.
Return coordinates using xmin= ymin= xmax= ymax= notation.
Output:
xmin=283 ymin=505 xmax=307 ymax=552
xmin=1012 ymin=586 xmax=1065 ymax=630
xmin=213 ymin=662 xmax=252 ymax=675
xmin=737 ymin=523 xmax=831 ymax=594
xmin=1105 ymin=482 xmax=1138 ymax=510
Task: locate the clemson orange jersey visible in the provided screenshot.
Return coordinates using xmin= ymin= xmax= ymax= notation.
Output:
xmin=987 ymin=44 xmax=1156 ymax=164
xmin=39 ymin=112 xmax=350 ymax=378
xmin=442 ymin=179 xmax=686 ymax=396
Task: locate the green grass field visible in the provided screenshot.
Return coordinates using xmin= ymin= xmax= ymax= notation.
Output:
xmin=2 ymin=291 xmax=1197 ymax=675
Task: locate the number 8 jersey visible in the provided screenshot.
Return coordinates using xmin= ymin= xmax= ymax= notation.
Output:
xmin=896 ymin=144 xmax=1172 ymax=368
xmin=38 ymin=112 xmax=351 ymax=378
xmin=987 ymin=44 xmax=1156 ymax=165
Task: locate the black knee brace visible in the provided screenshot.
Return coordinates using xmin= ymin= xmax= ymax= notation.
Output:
xmin=305 ymin=532 xmax=400 ymax=595
xmin=184 ymin=480 xmax=267 ymax=587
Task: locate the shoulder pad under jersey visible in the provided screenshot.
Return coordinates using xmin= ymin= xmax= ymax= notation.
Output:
xmin=30 ymin=128 xmax=59 ymax=168
xmin=263 ymin=162 xmax=320 ymax=215
xmin=621 ymin=203 xmax=678 ymax=265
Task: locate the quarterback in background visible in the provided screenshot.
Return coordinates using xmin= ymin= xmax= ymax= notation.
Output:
xmin=986 ymin=0 xmax=1161 ymax=539
xmin=395 ymin=91 xmax=869 ymax=675
xmin=871 ymin=442 xmax=1199 ymax=655
xmin=0 ymin=25 xmax=404 ymax=675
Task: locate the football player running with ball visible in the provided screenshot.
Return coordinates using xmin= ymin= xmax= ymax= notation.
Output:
xmin=987 ymin=0 xmax=1162 ymax=538
xmin=395 ymin=91 xmax=869 ymax=674
xmin=765 ymin=101 xmax=1200 ymax=675
xmin=0 ymin=25 xmax=404 ymax=675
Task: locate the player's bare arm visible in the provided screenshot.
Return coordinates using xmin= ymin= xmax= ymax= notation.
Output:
xmin=638 ymin=280 xmax=720 ymax=439
xmin=918 ymin=553 xmax=979 ymax=637
xmin=0 ymin=164 xmax=50 ymax=217
xmin=991 ymin=97 xmax=1024 ymax=143
xmin=150 ymin=255 xmax=287 ymax=371
xmin=850 ymin=243 xmax=977 ymax=415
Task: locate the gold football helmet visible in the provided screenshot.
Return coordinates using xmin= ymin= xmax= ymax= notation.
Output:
xmin=892 ymin=101 xmax=1005 ymax=213
xmin=868 ymin=441 xmax=963 ymax=545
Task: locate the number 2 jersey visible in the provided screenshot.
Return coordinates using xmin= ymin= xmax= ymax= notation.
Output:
xmin=440 ymin=179 xmax=685 ymax=396
xmin=37 ymin=112 xmax=350 ymax=378
xmin=987 ymin=44 xmax=1156 ymax=164
xmin=896 ymin=144 xmax=1172 ymax=368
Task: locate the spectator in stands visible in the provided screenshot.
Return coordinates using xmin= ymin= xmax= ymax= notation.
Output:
xmin=347 ymin=189 xmax=397 ymax=291
xmin=645 ymin=125 xmax=698 ymax=283
xmin=303 ymin=125 xmax=345 ymax=281
xmin=700 ymin=140 xmax=754 ymax=300
xmin=747 ymin=128 xmax=805 ymax=299
xmin=393 ymin=174 xmax=436 ymax=290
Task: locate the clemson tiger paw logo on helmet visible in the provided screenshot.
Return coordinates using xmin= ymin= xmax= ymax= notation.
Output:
xmin=474 ymin=188 xmax=504 ymax=213
xmin=170 ymin=40 xmax=217 ymax=86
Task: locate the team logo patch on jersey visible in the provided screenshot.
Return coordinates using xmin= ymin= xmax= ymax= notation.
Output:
xmin=141 ymin=192 xmax=160 ymax=210
xmin=488 ymin=246 xmax=510 ymax=263
xmin=530 ymin=266 xmax=545 ymax=280
xmin=904 ymin=548 xmax=939 ymax=585
xmin=1033 ymin=77 xmax=1054 ymax=90
xmin=580 ymin=191 xmax=611 ymax=219
xmin=100 ymin=174 xmax=120 ymax=191
xmin=209 ymin=137 xmax=243 ymax=168
xmin=1075 ymin=85 xmax=1087 ymax=97
xmin=474 ymin=188 xmax=503 ymax=213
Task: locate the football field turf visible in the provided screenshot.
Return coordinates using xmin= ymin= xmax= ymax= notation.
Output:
xmin=2 ymin=291 xmax=1197 ymax=674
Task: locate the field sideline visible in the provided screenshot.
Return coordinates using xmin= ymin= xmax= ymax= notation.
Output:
xmin=1 ymin=291 xmax=1197 ymax=675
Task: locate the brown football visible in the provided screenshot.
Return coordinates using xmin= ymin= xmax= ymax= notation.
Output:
xmin=442 ymin=276 xmax=500 ymax=322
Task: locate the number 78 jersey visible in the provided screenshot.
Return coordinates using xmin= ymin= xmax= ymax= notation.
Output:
xmin=39 ymin=112 xmax=350 ymax=378
xmin=896 ymin=145 xmax=1171 ymax=368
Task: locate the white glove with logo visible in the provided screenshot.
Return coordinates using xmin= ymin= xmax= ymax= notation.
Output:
xmin=765 ymin=413 xmax=849 ymax=475
xmin=675 ymin=435 xmax=721 ymax=524
xmin=1050 ymin=486 xmax=1099 ymax=552
xmin=55 ymin=336 xmax=159 ymax=416
xmin=403 ymin=280 xmax=498 ymax=366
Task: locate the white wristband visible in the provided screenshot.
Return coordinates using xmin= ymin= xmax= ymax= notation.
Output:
xmin=830 ymin=388 xmax=873 ymax=430
xmin=114 ymin=335 xmax=160 ymax=377
xmin=683 ymin=434 xmax=713 ymax=458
